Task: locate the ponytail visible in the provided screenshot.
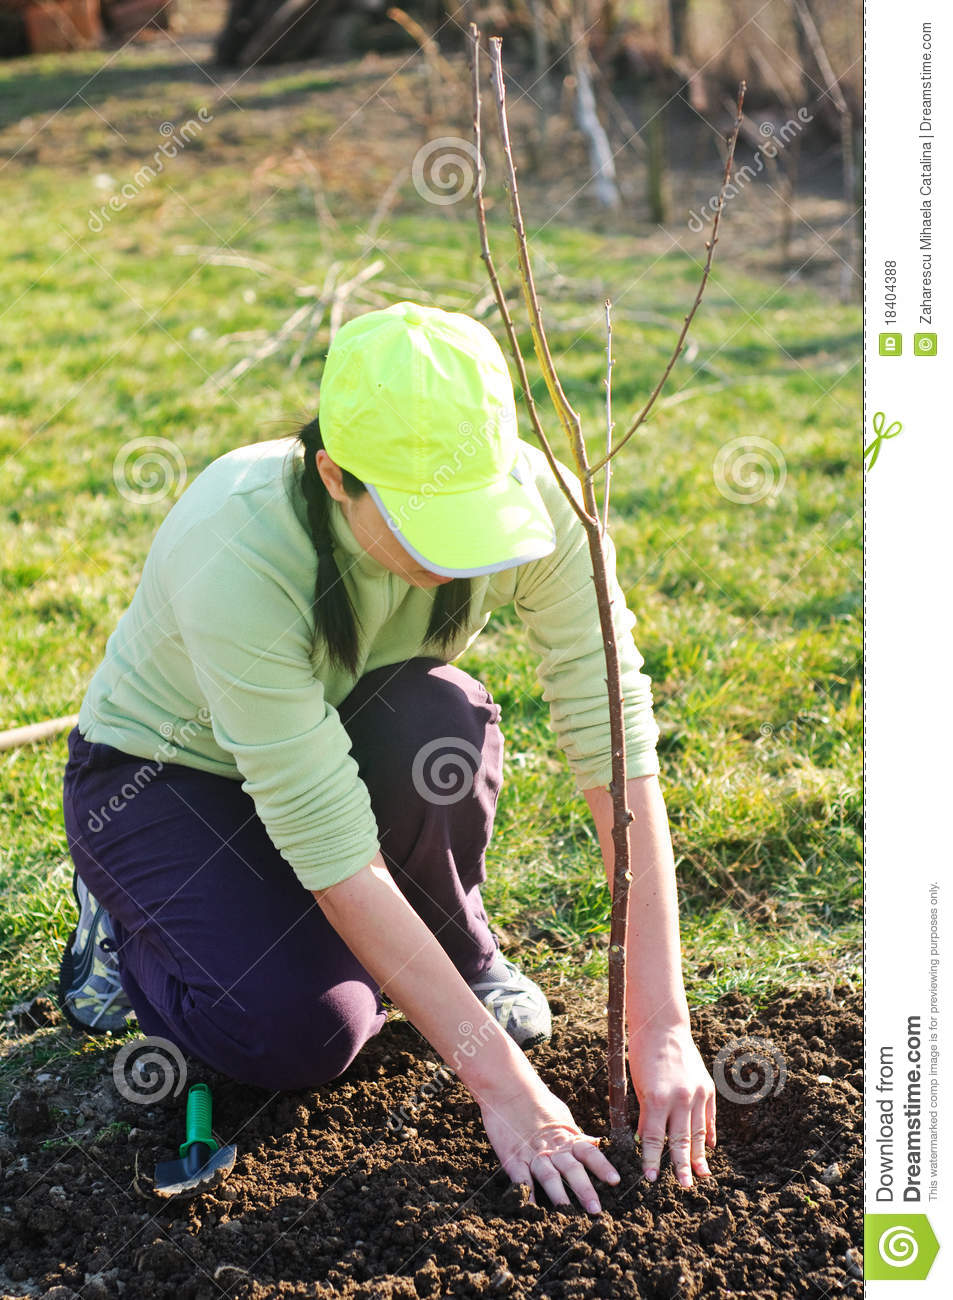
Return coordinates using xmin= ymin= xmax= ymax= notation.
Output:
xmin=296 ymin=417 xmax=472 ymax=673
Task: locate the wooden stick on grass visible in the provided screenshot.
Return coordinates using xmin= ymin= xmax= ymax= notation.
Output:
xmin=0 ymin=715 xmax=79 ymax=753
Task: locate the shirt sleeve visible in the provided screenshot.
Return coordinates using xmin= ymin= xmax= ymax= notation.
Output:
xmin=512 ymin=453 xmax=661 ymax=790
xmin=163 ymin=519 xmax=381 ymax=893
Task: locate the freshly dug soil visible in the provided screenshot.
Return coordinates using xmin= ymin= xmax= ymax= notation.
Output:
xmin=1 ymin=984 xmax=861 ymax=1299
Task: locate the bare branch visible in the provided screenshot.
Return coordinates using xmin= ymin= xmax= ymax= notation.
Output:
xmin=587 ymin=81 xmax=746 ymax=477
xmin=204 ymin=259 xmax=384 ymax=391
xmin=357 ymin=166 xmax=411 ymax=257
xmin=467 ymin=25 xmax=591 ymax=528
xmin=601 ymin=298 xmax=614 ymax=534
xmin=487 ymin=36 xmax=597 ymax=517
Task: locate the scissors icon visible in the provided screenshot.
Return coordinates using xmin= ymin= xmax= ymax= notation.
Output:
xmin=864 ymin=412 xmax=902 ymax=471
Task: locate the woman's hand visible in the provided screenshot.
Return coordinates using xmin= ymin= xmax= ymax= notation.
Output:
xmin=475 ymin=1076 xmax=620 ymax=1213
xmin=628 ymin=1021 xmax=717 ymax=1187
xmin=315 ymin=861 xmax=616 ymax=1212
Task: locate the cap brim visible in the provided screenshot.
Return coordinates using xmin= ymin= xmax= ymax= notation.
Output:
xmin=365 ymin=454 xmax=557 ymax=578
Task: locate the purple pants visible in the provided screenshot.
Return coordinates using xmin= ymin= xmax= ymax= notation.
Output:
xmin=63 ymin=658 xmax=504 ymax=1090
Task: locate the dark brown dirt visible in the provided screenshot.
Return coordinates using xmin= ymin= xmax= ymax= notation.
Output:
xmin=0 ymin=984 xmax=861 ymax=1299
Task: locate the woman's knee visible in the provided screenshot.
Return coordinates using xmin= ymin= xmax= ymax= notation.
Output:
xmin=340 ymin=658 xmax=504 ymax=809
xmin=184 ymin=980 xmax=386 ymax=1092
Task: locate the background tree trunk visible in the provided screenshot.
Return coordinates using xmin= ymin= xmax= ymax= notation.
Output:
xmin=668 ymin=0 xmax=689 ymax=57
xmin=215 ymin=0 xmax=349 ymax=66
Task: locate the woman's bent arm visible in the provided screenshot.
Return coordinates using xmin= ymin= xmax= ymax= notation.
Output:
xmin=313 ymin=856 xmax=535 ymax=1097
xmin=313 ymin=856 xmax=621 ymax=1211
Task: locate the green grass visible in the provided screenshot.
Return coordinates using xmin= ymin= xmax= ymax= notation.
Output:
xmin=0 ymin=36 xmax=860 ymax=1046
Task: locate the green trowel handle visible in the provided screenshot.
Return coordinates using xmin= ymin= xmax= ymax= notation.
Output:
xmin=178 ymin=1083 xmax=219 ymax=1158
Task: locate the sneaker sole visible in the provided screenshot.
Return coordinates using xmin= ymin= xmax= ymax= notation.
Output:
xmin=56 ymin=926 xmax=135 ymax=1037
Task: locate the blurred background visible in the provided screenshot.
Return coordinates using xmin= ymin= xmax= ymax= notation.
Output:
xmin=1 ymin=0 xmax=861 ymax=292
xmin=1 ymin=0 xmax=860 ymax=1035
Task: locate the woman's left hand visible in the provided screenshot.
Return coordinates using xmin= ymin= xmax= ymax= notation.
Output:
xmin=628 ymin=1021 xmax=717 ymax=1187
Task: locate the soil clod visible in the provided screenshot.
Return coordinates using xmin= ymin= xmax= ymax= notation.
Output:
xmin=7 ymin=1085 xmax=51 ymax=1136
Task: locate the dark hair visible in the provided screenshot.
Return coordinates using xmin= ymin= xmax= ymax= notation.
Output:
xmin=297 ymin=416 xmax=472 ymax=675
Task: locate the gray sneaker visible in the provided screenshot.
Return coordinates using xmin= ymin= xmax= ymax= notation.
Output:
xmin=468 ymin=951 xmax=552 ymax=1050
xmin=57 ymin=872 xmax=136 ymax=1035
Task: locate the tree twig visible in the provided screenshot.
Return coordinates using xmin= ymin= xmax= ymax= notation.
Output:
xmin=602 ymin=298 xmax=614 ymax=533
xmin=467 ymin=26 xmax=590 ymax=528
xmin=357 ymin=166 xmax=411 ymax=256
xmin=205 ymin=260 xmax=383 ymax=391
xmin=172 ymin=245 xmax=298 ymax=283
xmin=387 ymin=4 xmax=459 ymax=123
xmin=488 ymin=37 xmax=594 ymax=502
xmin=290 ymin=262 xmax=341 ymax=372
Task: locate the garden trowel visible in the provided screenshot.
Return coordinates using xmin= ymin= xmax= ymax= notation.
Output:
xmin=153 ymin=1083 xmax=236 ymax=1198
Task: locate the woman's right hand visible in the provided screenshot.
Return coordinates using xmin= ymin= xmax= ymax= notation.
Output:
xmin=475 ymin=1075 xmax=620 ymax=1213
xmin=313 ymin=862 xmax=618 ymax=1211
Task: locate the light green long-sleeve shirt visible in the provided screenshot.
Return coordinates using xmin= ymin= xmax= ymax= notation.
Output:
xmin=77 ymin=436 xmax=661 ymax=891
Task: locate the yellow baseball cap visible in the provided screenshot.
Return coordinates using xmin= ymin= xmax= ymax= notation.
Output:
xmin=317 ymin=301 xmax=557 ymax=577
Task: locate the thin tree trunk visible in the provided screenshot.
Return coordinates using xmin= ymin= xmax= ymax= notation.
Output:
xmin=668 ymin=0 xmax=689 ymax=57
xmin=528 ymin=0 xmax=549 ymax=169
xmin=791 ymin=0 xmax=859 ymax=299
xmin=215 ymin=0 xmax=264 ymax=64
xmin=469 ymin=21 xmax=745 ymax=1149
xmin=569 ymin=17 xmax=620 ymax=209
xmin=237 ymin=0 xmax=335 ymax=67
xmin=645 ymin=92 xmax=668 ymax=224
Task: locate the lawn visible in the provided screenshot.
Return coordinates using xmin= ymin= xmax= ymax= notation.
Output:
xmin=0 ymin=28 xmax=860 ymax=1041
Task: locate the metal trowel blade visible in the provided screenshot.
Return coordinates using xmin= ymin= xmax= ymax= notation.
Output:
xmin=153 ymin=1143 xmax=237 ymax=1199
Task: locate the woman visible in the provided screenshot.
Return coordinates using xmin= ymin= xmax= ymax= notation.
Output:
xmin=59 ymin=300 xmax=716 ymax=1213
